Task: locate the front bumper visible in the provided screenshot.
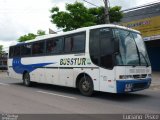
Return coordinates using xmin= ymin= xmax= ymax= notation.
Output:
xmin=116 ymin=78 xmax=151 ymax=93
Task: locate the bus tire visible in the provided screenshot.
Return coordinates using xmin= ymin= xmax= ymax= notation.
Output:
xmin=23 ymin=72 xmax=31 ymax=87
xmin=78 ymin=75 xmax=94 ymax=96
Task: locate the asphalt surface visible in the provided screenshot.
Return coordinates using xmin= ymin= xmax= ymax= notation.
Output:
xmin=0 ymin=72 xmax=160 ymax=114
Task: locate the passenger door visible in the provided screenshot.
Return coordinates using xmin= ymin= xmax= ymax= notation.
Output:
xmin=99 ymin=28 xmax=115 ymax=92
xmin=89 ymin=28 xmax=115 ymax=92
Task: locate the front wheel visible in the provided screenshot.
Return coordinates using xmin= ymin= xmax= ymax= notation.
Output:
xmin=23 ymin=72 xmax=31 ymax=87
xmin=78 ymin=76 xmax=94 ymax=96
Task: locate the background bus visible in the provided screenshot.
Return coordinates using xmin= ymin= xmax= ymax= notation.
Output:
xmin=0 ymin=53 xmax=8 ymax=70
xmin=8 ymin=24 xmax=152 ymax=96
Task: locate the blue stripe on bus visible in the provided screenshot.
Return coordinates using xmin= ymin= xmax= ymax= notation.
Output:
xmin=116 ymin=78 xmax=151 ymax=93
xmin=12 ymin=57 xmax=55 ymax=74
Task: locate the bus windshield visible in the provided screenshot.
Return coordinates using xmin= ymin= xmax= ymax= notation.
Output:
xmin=115 ymin=29 xmax=150 ymax=66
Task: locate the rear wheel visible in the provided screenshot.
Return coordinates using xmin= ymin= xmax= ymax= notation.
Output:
xmin=23 ymin=72 xmax=31 ymax=87
xmin=78 ymin=76 xmax=94 ymax=96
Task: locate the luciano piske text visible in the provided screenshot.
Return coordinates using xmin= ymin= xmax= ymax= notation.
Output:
xmin=123 ymin=114 xmax=159 ymax=120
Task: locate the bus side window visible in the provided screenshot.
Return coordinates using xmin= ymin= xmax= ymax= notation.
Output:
xmin=9 ymin=47 xmax=14 ymax=58
xmin=72 ymin=33 xmax=85 ymax=52
xmin=100 ymin=28 xmax=114 ymax=69
xmin=89 ymin=28 xmax=114 ymax=69
xmin=32 ymin=41 xmax=45 ymax=55
xmin=64 ymin=37 xmax=73 ymax=53
xmin=13 ymin=46 xmax=20 ymax=57
xmin=89 ymin=29 xmax=100 ymax=66
xmin=21 ymin=44 xmax=32 ymax=56
xmin=46 ymin=38 xmax=63 ymax=54
xmin=64 ymin=33 xmax=85 ymax=53
xmin=47 ymin=40 xmax=56 ymax=53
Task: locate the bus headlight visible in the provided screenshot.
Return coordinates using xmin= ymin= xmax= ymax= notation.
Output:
xmin=148 ymin=74 xmax=152 ymax=78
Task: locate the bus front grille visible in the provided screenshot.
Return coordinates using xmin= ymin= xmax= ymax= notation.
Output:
xmin=132 ymin=82 xmax=148 ymax=90
xmin=133 ymin=74 xmax=147 ymax=79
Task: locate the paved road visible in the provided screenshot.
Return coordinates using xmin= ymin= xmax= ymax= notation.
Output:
xmin=0 ymin=72 xmax=160 ymax=114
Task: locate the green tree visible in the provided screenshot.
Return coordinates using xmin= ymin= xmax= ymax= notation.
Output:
xmin=18 ymin=33 xmax=36 ymax=42
xmin=0 ymin=45 xmax=4 ymax=55
xmin=50 ymin=2 xmax=123 ymax=31
xmin=89 ymin=6 xmax=123 ymax=24
xmin=37 ymin=30 xmax=46 ymax=36
xmin=50 ymin=2 xmax=96 ymax=31
xmin=0 ymin=45 xmax=3 ymax=54
xmin=18 ymin=30 xmax=46 ymax=42
xmin=88 ymin=7 xmax=105 ymax=24
xmin=109 ymin=6 xmax=123 ymax=23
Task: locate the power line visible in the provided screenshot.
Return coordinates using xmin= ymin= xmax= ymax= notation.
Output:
xmin=122 ymin=1 xmax=160 ymax=12
xmin=81 ymin=0 xmax=99 ymax=7
xmin=122 ymin=3 xmax=160 ymax=18
xmin=122 ymin=11 xmax=160 ymax=19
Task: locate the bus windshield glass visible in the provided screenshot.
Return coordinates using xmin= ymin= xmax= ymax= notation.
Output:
xmin=115 ymin=29 xmax=150 ymax=66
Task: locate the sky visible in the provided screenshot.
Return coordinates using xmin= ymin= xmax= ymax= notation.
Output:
xmin=0 ymin=0 xmax=159 ymax=51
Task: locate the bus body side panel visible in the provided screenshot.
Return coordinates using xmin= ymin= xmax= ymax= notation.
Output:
xmin=44 ymin=54 xmax=74 ymax=87
xmin=8 ymin=58 xmax=22 ymax=80
xmin=73 ymin=67 xmax=100 ymax=91
xmin=59 ymin=68 xmax=74 ymax=87
xmin=21 ymin=57 xmax=46 ymax=83
xmin=43 ymin=51 xmax=101 ymax=89
xmin=8 ymin=66 xmax=22 ymax=80
xmin=99 ymin=67 xmax=116 ymax=93
xmin=44 ymin=55 xmax=60 ymax=85
xmin=56 ymin=54 xmax=97 ymax=88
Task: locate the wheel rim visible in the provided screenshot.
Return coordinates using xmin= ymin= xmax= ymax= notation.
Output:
xmin=82 ymin=80 xmax=90 ymax=92
xmin=24 ymin=74 xmax=29 ymax=85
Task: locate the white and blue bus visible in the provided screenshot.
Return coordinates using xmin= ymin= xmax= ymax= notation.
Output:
xmin=8 ymin=24 xmax=152 ymax=96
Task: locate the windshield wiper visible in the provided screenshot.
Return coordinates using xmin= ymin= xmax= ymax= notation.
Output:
xmin=139 ymin=52 xmax=149 ymax=67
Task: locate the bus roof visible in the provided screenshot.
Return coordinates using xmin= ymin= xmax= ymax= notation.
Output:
xmin=14 ymin=24 xmax=140 ymax=46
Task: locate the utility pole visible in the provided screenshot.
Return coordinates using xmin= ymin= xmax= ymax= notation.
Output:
xmin=103 ymin=0 xmax=110 ymax=24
